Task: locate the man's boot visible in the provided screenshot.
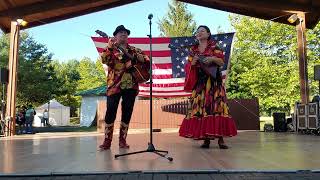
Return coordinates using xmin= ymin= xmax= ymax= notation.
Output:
xmin=99 ymin=123 xmax=114 ymax=150
xmin=119 ymin=122 xmax=130 ymax=149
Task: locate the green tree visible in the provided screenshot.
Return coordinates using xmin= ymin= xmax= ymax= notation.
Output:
xmin=158 ymin=0 xmax=197 ymax=37
xmin=0 ymin=32 xmax=61 ymax=107
xmin=18 ymin=32 xmax=60 ymax=106
xmin=227 ymin=15 xmax=320 ymax=115
xmin=0 ymin=32 xmax=108 ymax=115
xmin=76 ymin=57 xmax=105 ymax=92
xmin=52 ymin=59 xmax=81 ymax=116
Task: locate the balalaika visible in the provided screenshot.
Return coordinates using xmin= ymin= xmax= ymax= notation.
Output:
xmin=95 ymin=30 xmax=150 ymax=83
xmin=168 ymin=44 xmax=218 ymax=79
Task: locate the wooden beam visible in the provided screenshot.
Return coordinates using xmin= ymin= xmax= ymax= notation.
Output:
xmin=296 ymin=12 xmax=309 ymax=104
xmin=0 ymin=0 xmax=140 ymax=33
xmin=6 ymin=21 xmax=20 ymax=136
xmin=0 ymin=26 xmax=9 ymax=34
xmin=19 ymin=0 xmax=140 ymax=31
xmin=0 ymin=0 xmax=107 ymax=17
xmin=179 ymin=0 xmax=318 ymax=12
xmin=3 ymin=0 xmax=14 ymax=9
xmin=178 ymin=0 xmax=320 ymax=29
xmin=211 ymin=0 xmax=317 ymax=12
xmin=179 ymin=0 xmax=290 ymax=24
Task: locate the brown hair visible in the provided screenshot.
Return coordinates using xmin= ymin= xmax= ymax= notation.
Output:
xmin=197 ymin=25 xmax=211 ymax=40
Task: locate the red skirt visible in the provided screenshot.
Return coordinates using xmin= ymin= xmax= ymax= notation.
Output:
xmin=179 ymin=115 xmax=237 ymax=139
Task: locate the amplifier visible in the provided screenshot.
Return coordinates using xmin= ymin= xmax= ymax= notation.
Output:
xmin=297 ymin=104 xmax=307 ymax=129
xmin=308 ymin=103 xmax=318 ymax=129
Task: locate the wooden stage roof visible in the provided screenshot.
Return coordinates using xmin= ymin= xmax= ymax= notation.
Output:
xmin=0 ymin=0 xmax=141 ymax=33
xmin=179 ymin=0 xmax=320 ymax=29
xmin=0 ymin=0 xmax=319 ymax=33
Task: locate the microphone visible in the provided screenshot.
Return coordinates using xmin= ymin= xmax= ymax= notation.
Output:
xmin=148 ymin=13 xmax=153 ymax=20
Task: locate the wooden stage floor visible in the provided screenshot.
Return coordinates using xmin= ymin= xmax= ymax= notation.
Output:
xmin=0 ymin=131 xmax=319 ymax=175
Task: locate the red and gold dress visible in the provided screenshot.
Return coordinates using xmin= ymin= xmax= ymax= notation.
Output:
xmin=179 ymin=40 xmax=237 ymax=139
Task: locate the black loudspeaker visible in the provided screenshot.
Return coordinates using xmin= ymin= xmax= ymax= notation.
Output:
xmin=314 ymin=65 xmax=320 ymax=80
xmin=273 ymin=112 xmax=287 ymax=132
xmin=0 ymin=68 xmax=8 ymax=84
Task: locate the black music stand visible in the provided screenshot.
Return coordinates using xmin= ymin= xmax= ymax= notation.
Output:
xmin=114 ymin=14 xmax=173 ymax=161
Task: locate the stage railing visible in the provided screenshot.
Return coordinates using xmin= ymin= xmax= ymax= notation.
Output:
xmin=97 ymin=99 xmax=188 ymax=132
xmin=96 ymin=98 xmax=260 ymax=132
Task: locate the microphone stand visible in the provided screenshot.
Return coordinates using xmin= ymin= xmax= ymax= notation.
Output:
xmin=114 ymin=14 xmax=173 ymax=161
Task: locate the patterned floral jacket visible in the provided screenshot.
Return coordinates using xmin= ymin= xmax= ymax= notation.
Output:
xmin=101 ymin=44 xmax=150 ymax=96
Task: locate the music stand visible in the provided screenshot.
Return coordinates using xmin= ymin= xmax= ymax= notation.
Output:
xmin=114 ymin=14 xmax=173 ymax=161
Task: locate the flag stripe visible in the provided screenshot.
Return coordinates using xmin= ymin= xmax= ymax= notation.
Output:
xmin=139 ymin=83 xmax=185 ymax=88
xmin=152 ymin=69 xmax=172 ymax=75
xmin=143 ymin=51 xmax=171 ymax=57
xmin=151 ymin=74 xmax=172 ymax=79
xmin=139 ymin=90 xmax=186 ymax=93
xmin=152 ymin=63 xmax=171 ymax=69
xmin=138 ymin=91 xmax=191 ymax=97
xmin=128 ymin=37 xmax=171 ymax=44
xmin=153 ymin=57 xmax=172 ymax=64
xmin=96 ymin=47 xmax=171 ymax=58
xmin=139 ymin=86 xmax=184 ymax=91
xmin=94 ymin=41 xmax=170 ymax=51
xmin=91 ymin=37 xmax=171 ymax=44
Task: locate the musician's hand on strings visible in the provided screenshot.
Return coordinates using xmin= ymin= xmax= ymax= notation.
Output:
xmin=205 ymin=56 xmax=224 ymax=66
xmin=191 ymin=55 xmax=199 ymax=66
xmin=125 ymin=60 xmax=132 ymax=69
xmin=203 ymin=57 xmax=213 ymax=65
xmin=107 ymin=37 xmax=117 ymax=48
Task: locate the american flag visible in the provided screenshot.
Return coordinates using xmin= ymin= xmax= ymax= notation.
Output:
xmin=91 ymin=33 xmax=234 ymax=98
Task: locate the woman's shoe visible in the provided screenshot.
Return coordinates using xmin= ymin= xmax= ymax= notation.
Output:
xmin=218 ymin=143 xmax=228 ymax=149
xmin=218 ymin=137 xmax=228 ymax=149
xmin=200 ymin=139 xmax=210 ymax=148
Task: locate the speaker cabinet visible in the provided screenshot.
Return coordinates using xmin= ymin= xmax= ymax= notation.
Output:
xmin=0 ymin=68 xmax=8 ymax=84
xmin=314 ymin=65 xmax=320 ymax=80
xmin=273 ymin=112 xmax=286 ymax=132
xmin=297 ymin=104 xmax=307 ymax=129
xmin=308 ymin=103 xmax=318 ymax=129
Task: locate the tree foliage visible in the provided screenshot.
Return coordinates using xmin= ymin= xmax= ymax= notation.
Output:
xmin=76 ymin=57 xmax=105 ymax=92
xmin=157 ymin=0 xmax=197 ymax=37
xmin=227 ymin=15 xmax=320 ymax=115
xmin=0 ymin=32 xmax=60 ymax=106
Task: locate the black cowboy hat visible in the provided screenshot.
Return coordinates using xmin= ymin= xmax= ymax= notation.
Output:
xmin=113 ymin=25 xmax=130 ymax=36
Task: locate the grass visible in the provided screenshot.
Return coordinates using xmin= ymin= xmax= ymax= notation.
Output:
xmin=69 ymin=117 xmax=80 ymax=126
xmin=33 ymin=126 xmax=97 ymax=133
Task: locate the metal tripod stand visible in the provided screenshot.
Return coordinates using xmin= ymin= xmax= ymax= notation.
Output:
xmin=114 ymin=14 xmax=173 ymax=161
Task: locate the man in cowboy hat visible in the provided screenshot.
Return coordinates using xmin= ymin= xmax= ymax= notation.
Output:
xmin=99 ymin=25 xmax=150 ymax=150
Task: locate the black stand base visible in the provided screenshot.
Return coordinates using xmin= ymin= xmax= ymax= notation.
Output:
xmin=114 ymin=143 xmax=173 ymax=161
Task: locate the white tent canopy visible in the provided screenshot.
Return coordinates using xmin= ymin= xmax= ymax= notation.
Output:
xmin=80 ymin=96 xmax=107 ymax=127
xmin=34 ymin=99 xmax=70 ymax=127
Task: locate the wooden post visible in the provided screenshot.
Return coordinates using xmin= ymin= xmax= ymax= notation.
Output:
xmin=6 ymin=21 xmax=20 ymax=136
xmin=296 ymin=12 xmax=309 ymax=104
